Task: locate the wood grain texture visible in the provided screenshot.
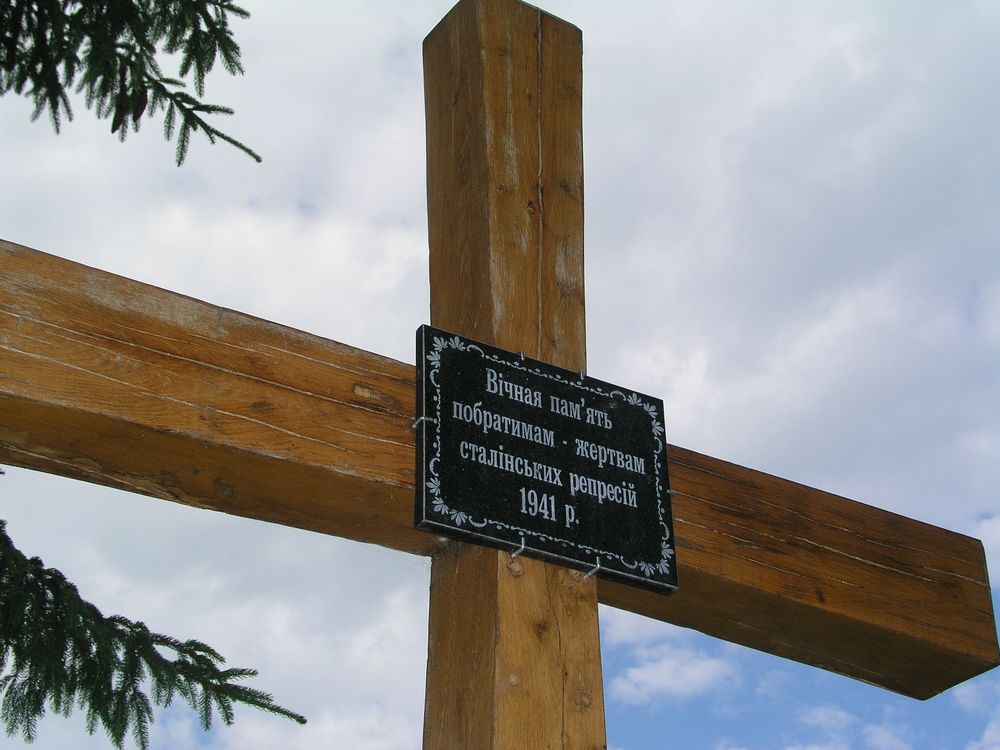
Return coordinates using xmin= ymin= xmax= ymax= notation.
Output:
xmin=422 ymin=1 xmax=606 ymax=747
xmin=601 ymin=445 xmax=1000 ymax=699
xmin=2 ymin=238 xmax=997 ymax=699
xmin=0 ymin=238 xmax=433 ymax=556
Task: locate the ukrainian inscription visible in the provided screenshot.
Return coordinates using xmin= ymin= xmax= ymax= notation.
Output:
xmin=415 ymin=325 xmax=677 ymax=593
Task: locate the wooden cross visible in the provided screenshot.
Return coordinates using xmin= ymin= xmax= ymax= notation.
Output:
xmin=1 ymin=0 xmax=997 ymax=746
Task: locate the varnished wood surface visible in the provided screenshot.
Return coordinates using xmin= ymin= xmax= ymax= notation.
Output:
xmin=422 ymin=1 xmax=606 ymax=747
xmin=1 ymin=238 xmax=997 ymax=699
xmin=0 ymin=238 xmax=433 ymax=556
xmin=604 ymin=444 xmax=999 ymax=699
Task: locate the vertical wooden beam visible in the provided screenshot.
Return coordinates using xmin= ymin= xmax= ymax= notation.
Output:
xmin=422 ymin=1 xmax=604 ymax=748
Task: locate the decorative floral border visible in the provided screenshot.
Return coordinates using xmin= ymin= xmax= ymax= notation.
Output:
xmin=422 ymin=332 xmax=674 ymax=580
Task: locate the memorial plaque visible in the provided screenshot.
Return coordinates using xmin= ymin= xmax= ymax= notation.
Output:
xmin=415 ymin=325 xmax=677 ymax=593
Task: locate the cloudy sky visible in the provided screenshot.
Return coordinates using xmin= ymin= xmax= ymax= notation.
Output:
xmin=2 ymin=1 xmax=999 ymax=748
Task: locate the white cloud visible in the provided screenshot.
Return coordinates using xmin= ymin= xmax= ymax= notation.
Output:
xmin=961 ymin=680 xmax=1000 ymax=750
xmin=956 ymin=680 xmax=1000 ymax=715
xmin=981 ymin=281 xmax=1000 ymax=348
xmin=798 ymin=705 xmax=857 ymax=733
xmin=755 ymin=669 xmax=793 ymax=701
xmin=600 ymin=605 xmax=692 ymax=647
xmin=786 ymin=708 xmax=913 ymax=750
xmin=967 ymin=714 xmax=1000 ymax=750
xmin=610 ymin=644 xmax=739 ymax=705
xmin=863 ymin=724 xmax=912 ymax=750
xmin=215 ymin=707 xmax=419 ymax=750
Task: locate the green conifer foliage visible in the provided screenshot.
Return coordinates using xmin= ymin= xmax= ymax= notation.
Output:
xmin=0 ymin=519 xmax=306 ymax=748
xmin=0 ymin=0 xmax=261 ymax=165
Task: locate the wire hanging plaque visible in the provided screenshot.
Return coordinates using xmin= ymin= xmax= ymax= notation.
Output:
xmin=415 ymin=325 xmax=677 ymax=594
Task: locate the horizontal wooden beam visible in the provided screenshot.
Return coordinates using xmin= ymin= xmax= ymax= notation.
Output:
xmin=601 ymin=446 xmax=999 ymax=698
xmin=2 ymin=239 xmax=996 ymax=699
xmin=0 ymin=239 xmax=431 ymax=556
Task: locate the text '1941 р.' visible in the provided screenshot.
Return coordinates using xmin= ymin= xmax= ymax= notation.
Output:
xmin=414 ymin=325 xmax=677 ymax=594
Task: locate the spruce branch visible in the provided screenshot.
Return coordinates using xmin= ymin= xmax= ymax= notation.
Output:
xmin=0 ymin=0 xmax=260 ymax=165
xmin=0 ymin=519 xmax=306 ymax=749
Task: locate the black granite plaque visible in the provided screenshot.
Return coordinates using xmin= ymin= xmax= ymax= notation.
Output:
xmin=415 ymin=325 xmax=676 ymax=593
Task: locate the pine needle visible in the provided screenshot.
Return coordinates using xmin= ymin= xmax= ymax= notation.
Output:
xmin=0 ymin=0 xmax=261 ymax=165
xmin=0 ymin=520 xmax=306 ymax=749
